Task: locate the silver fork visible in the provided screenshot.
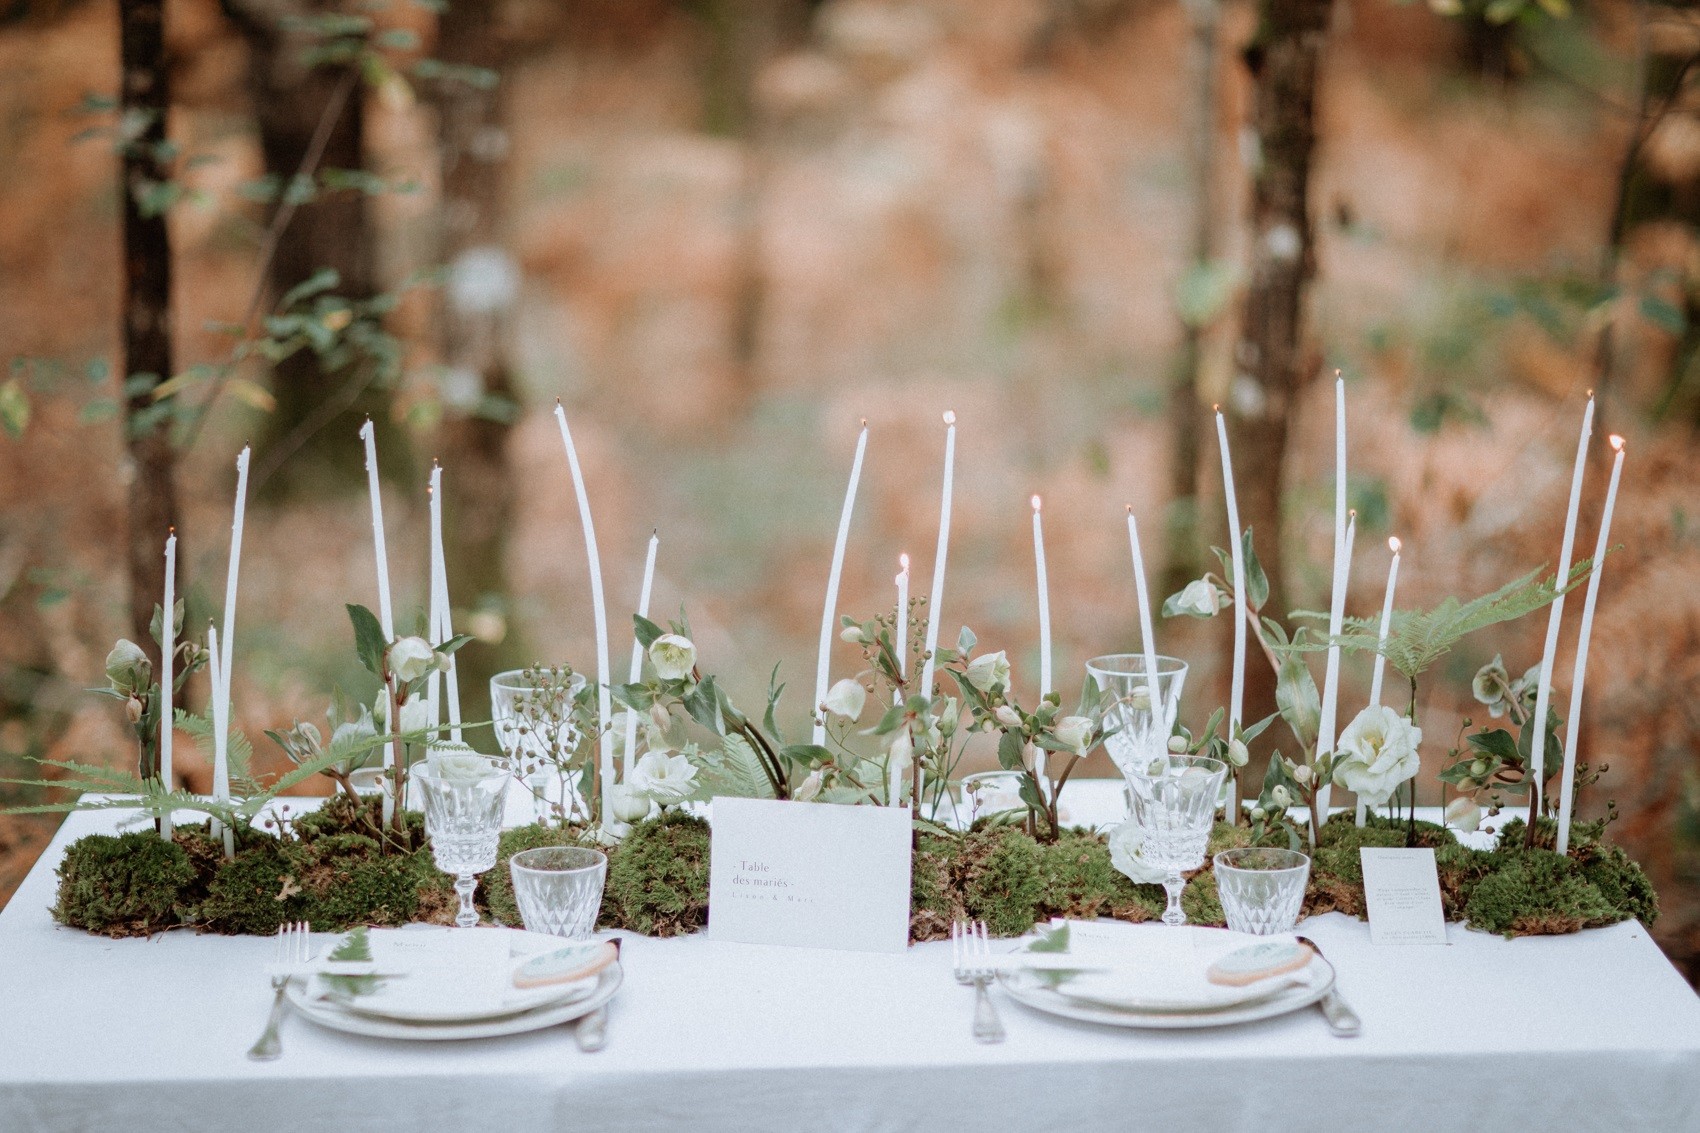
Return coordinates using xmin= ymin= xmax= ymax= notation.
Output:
xmin=247 ymin=921 xmax=309 ymax=1061
xmin=951 ymin=919 xmax=1006 ymax=1044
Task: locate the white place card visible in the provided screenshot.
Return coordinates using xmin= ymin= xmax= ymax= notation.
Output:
xmin=708 ymin=796 xmax=913 ymax=954
xmin=1360 ymin=847 xmax=1448 ymax=945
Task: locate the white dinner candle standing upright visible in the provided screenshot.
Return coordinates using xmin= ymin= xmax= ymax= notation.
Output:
xmin=1556 ymin=435 xmax=1624 ymax=856
xmin=1531 ymin=396 xmax=1595 ymax=820
xmin=890 ymin=553 xmax=911 ymax=807
xmin=159 ymin=531 xmax=176 ymax=841
xmin=360 ymin=420 xmax=399 ymax=827
xmin=553 ymin=403 xmax=614 ymax=834
xmin=207 ymin=624 xmax=233 ymax=859
xmin=624 ymin=530 xmax=660 ymax=777
xmin=1315 ymin=511 xmax=1356 ymax=827
xmin=813 ymin=421 xmax=869 ymax=747
xmin=427 ymin=465 xmax=444 ymax=734
xmin=427 ymin=466 xmax=463 ymax=745
xmin=217 ymin=446 xmax=250 ymax=725
xmin=1032 ymin=495 xmax=1052 ymax=791
xmin=1214 ymin=410 xmax=1245 ymax=820
xmin=1358 ymin=535 xmax=1402 ymax=826
xmin=1125 ymin=508 xmax=1164 ymax=735
xmin=918 ymin=411 xmax=956 ymax=701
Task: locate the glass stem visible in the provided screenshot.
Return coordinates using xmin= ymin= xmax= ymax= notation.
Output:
xmin=455 ymin=873 xmax=478 ymax=929
xmin=1162 ymin=873 xmax=1187 ymax=926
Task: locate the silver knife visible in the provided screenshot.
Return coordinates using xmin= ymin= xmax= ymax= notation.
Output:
xmin=1296 ymin=936 xmax=1361 ymax=1037
xmin=574 ymin=1005 xmax=608 ymax=1052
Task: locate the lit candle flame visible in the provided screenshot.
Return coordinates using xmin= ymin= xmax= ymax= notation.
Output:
xmin=943 ymin=410 xmax=956 ymax=425
xmin=1609 ymin=434 xmax=1625 ymax=451
xmin=1389 ymin=535 xmax=1401 ymax=554
xmin=899 ymin=552 xmax=910 ymax=573
xmin=1031 ymin=494 xmax=1042 ymax=512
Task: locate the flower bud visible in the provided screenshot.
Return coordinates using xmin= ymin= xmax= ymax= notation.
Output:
xmin=1470 ymin=759 xmax=1488 ymax=778
xmin=1292 ymin=763 xmax=1313 ymax=786
xmin=1228 ymin=738 xmax=1250 ymax=767
xmin=1270 ymin=785 xmax=1292 ymax=809
xmin=387 ymin=636 xmax=436 ymax=683
xmin=1250 ymin=806 xmax=1266 ymax=822
xmin=994 ymin=704 xmax=1023 ymax=729
xmin=126 ymin=695 xmax=144 ymax=724
xmin=1167 ymin=735 xmax=1188 ymax=754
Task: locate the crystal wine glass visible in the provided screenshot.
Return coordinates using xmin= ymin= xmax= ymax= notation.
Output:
xmin=1084 ymin=654 xmax=1188 ymax=780
xmin=415 ymin=758 xmax=511 ymax=928
xmin=1122 ymin=755 xmax=1228 ymax=926
xmin=490 ymin=667 xmax=586 ymax=822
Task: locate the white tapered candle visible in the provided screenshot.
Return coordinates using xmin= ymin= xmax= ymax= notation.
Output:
xmin=1555 ymin=435 xmax=1624 ymax=855
xmin=360 ymin=421 xmax=398 ymax=828
xmin=159 ymin=531 xmax=176 ymax=840
xmin=1357 ymin=535 xmax=1401 ymax=826
xmin=207 ymin=624 xmax=233 ymax=859
xmin=553 ymin=404 xmax=614 ymax=831
xmin=813 ymin=421 xmax=869 ymax=746
xmin=918 ymin=411 xmax=956 ymax=700
xmin=1215 ymin=409 xmax=1245 ymax=820
xmin=1315 ymin=511 xmax=1356 ymax=824
xmin=1531 ymin=396 xmax=1595 ymax=818
xmin=624 ymin=530 xmax=660 ymax=776
xmin=1032 ymin=495 xmax=1051 ymax=788
xmin=1126 ymin=508 xmax=1164 ymax=735
xmin=891 ymin=553 xmax=911 ymax=807
xmin=427 ymin=465 xmax=444 ymax=735
xmin=217 ymin=447 xmax=250 ymax=727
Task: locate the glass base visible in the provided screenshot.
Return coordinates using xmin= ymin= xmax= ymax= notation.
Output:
xmin=1162 ymin=874 xmax=1187 ymax=926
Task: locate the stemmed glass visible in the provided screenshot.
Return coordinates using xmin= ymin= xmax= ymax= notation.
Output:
xmin=490 ymin=668 xmax=586 ymax=823
xmin=1084 ymin=654 xmax=1188 ymax=780
xmin=1122 ymin=755 xmax=1229 ymax=926
xmin=415 ymin=758 xmax=511 ymax=928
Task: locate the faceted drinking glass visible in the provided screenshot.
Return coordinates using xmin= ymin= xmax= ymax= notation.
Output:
xmin=1123 ymin=755 xmax=1228 ymax=926
xmin=1084 ymin=654 xmax=1188 ymax=781
xmin=509 ymin=846 xmax=608 ymax=940
xmin=490 ymin=668 xmax=586 ymax=822
xmin=415 ymin=759 xmax=510 ymax=928
xmin=1214 ymin=847 xmax=1311 ymax=936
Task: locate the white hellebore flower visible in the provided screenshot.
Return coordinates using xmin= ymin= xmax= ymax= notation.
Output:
xmin=1445 ymin=796 xmax=1482 ymax=833
xmin=1174 ymin=579 xmax=1224 ymax=617
xmin=964 ymin=651 xmax=1011 ymax=694
xmin=398 ymin=695 xmax=433 ymax=736
xmin=609 ymin=783 xmax=652 ymax=824
xmin=1108 ymin=819 xmax=1168 ymax=884
xmin=1053 ymin=715 xmax=1094 ymax=758
xmin=630 ymin=750 xmax=698 ymax=804
xmin=794 ymin=769 xmax=825 ymax=803
xmin=388 ymin=636 xmax=436 ymax=683
xmin=994 ymin=704 xmax=1023 ymax=729
xmin=648 ymin=634 xmax=697 ymax=682
xmin=823 ymin=678 xmax=867 ymax=721
xmin=1332 ymin=704 xmax=1423 ymax=807
xmin=427 ymin=749 xmax=492 ymax=781
xmin=888 ymin=726 xmax=915 ymax=780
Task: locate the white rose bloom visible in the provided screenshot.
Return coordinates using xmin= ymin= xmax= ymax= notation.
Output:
xmin=964 ymin=651 xmax=1011 ymax=694
xmin=823 ymin=678 xmax=867 ymax=721
xmin=630 ymin=750 xmax=698 ymax=804
xmin=1332 ymin=704 xmax=1423 ymax=806
xmin=1107 ymin=819 xmax=1167 ymax=884
xmin=793 ymin=769 xmax=824 ymax=803
xmin=388 ymin=636 xmax=436 ymax=683
xmin=1174 ymin=579 xmax=1224 ymax=617
xmin=994 ymin=704 xmax=1023 ymax=728
xmin=648 ymin=634 xmax=697 ymax=681
xmin=1053 ymin=715 xmax=1094 ymax=758
xmin=1445 ymin=796 xmax=1482 ymax=833
xmin=611 ymin=783 xmax=653 ymax=823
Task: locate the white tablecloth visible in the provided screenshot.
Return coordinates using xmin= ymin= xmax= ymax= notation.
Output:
xmin=2 ymin=792 xmax=1698 ymax=1133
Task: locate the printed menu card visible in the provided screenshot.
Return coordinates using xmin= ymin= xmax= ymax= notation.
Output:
xmin=1360 ymin=847 xmax=1449 ymax=946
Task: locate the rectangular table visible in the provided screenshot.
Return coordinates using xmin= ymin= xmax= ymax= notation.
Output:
xmin=3 ymin=801 xmax=1699 ymax=1132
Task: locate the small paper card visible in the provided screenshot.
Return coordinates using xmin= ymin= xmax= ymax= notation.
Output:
xmin=708 ymin=796 xmax=913 ymax=954
xmin=1359 ymin=847 xmax=1448 ymax=945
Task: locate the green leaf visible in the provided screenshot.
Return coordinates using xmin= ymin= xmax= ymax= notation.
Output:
xmin=0 ymin=379 xmax=30 ymax=437
xmin=690 ymin=734 xmax=772 ymax=800
xmin=346 ymin=604 xmax=387 ymax=678
xmin=763 ymin=664 xmax=786 ymax=747
xmin=1241 ymin=527 xmax=1270 ymax=612
xmin=1466 ymin=728 xmax=1520 ymax=765
xmin=1275 ymin=655 xmax=1320 ymax=752
xmin=280 ymin=268 xmax=340 ymax=311
xmin=632 ymin=614 xmax=663 ymax=650
xmin=1027 ymin=922 xmax=1071 ymax=953
xmin=957 ymin=626 xmax=976 ymax=654
xmin=1639 ymin=293 xmax=1686 ymax=336
xmin=1516 ymin=707 xmax=1563 ymax=781
xmin=437 ymin=633 xmax=475 ymax=655
xmin=997 ymin=729 xmax=1026 ymax=772
xmin=780 ymin=743 xmax=830 ymax=764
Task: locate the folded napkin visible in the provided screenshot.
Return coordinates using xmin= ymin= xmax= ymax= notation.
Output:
xmin=1011 ymin=920 xmax=1315 ymax=1013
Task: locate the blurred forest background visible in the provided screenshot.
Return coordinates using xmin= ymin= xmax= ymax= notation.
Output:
xmin=2 ymin=0 xmax=1699 ymax=974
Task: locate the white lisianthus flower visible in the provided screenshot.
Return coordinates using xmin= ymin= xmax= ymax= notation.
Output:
xmin=610 ymin=783 xmax=652 ymax=823
xmin=1332 ymin=704 xmax=1423 ymax=806
xmin=1445 ymin=796 xmax=1482 ymax=833
xmin=964 ymin=650 xmax=1011 ymax=693
xmin=631 ymin=750 xmax=698 ymax=804
xmin=823 ymin=678 xmax=867 ymax=720
xmin=1053 ymin=715 xmax=1094 ymax=758
xmin=1173 ymin=579 xmax=1224 ymax=617
xmin=794 ymin=769 xmax=824 ymax=803
xmin=1108 ymin=819 xmax=1167 ymax=884
xmin=388 ymin=636 xmax=436 ymax=683
xmin=994 ymin=704 xmax=1023 ymax=729
xmin=648 ymin=634 xmax=697 ymax=682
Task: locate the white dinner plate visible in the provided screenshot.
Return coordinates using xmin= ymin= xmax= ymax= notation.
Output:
xmin=998 ymin=953 xmax=1334 ymax=1030
xmin=286 ymin=961 xmax=622 ymax=1041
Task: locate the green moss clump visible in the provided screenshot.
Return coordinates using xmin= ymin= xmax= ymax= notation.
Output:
xmin=1572 ymin=841 xmax=1658 ymax=928
xmin=281 ymin=833 xmax=447 ymax=930
xmin=604 ymin=813 xmax=709 ymax=937
xmin=197 ymin=837 xmax=295 ymax=936
xmin=53 ymin=831 xmax=197 ymax=935
xmin=959 ymin=826 xmax=1046 ymax=938
xmin=1037 ymin=828 xmax=1162 ymax=923
xmin=1181 ymin=869 xmax=1225 ymax=927
xmin=1207 ymin=821 xmax=1254 ymax=856
xmin=1464 ymin=849 xmax=1622 ymax=937
xmin=1435 ymin=843 xmax=1498 ymax=921
xmin=910 ymin=833 xmax=966 ymax=942
xmin=485 ymin=824 xmax=590 ymax=928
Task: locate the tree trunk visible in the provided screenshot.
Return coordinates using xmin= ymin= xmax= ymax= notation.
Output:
xmin=224 ymin=0 xmax=375 ymax=490
xmin=1231 ymin=0 xmax=1331 ymax=721
xmin=120 ymin=0 xmax=179 ymax=656
xmin=1162 ymin=0 xmax=1222 ymax=599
